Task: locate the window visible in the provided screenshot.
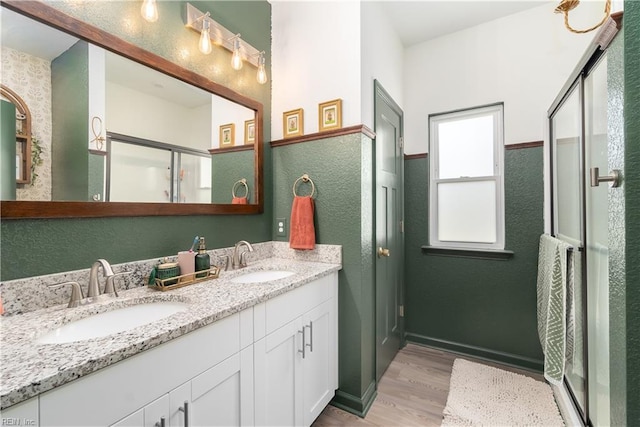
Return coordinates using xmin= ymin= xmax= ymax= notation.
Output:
xmin=428 ymin=103 xmax=504 ymax=250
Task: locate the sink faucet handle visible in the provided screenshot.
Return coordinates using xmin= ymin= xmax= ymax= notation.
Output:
xmin=218 ymin=254 xmax=231 ymax=271
xmin=104 ymin=271 xmax=132 ymax=297
xmin=48 ymin=281 xmax=84 ymax=308
xmin=239 ymin=250 xmax=249 ymax=268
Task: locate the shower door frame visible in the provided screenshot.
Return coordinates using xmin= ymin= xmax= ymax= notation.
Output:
xmin=549 ymin=75 xmax=589 ymax=426
xmin=548 ymin=39 xmax=614 ymax=426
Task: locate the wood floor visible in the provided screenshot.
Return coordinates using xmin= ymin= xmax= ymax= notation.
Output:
xmin=313 ymin=343 xmax=544 ymax=426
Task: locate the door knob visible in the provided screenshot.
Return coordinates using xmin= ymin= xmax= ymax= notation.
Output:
xmin=590 ymin=167 xmax=621 ymax=188
xmin=378 ymin=247 xmax=390 ymax=257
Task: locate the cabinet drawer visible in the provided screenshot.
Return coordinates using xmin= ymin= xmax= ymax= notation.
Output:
xmin=255 ymin=274 xmax=333 ymax=339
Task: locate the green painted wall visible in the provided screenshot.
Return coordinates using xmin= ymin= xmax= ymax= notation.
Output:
xmin=1 ymin=1 xmax=272 ymax=281
xmin=211 ymin=149 xmax=255 ymax=204
xmin=51 ymin=41 xmax=89 ymax=201
xmin=404 ymin=147 xmax=545 ymax=370
xmin=272 ymin=133 xmax=377 ymax=415
xmin=1 ymin=100 xmax=16 ymax=200
xmin=621 ymin=2 xmax=640 ymax=424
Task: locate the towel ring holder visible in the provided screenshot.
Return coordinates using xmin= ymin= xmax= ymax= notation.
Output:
xmin=232 ymin=178 xmax=249 ymax=198
xmin=293 ymin=174 xmax=315 ymax=198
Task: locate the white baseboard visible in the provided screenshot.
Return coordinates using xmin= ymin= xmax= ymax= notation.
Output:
xmin=553 ymin=382 xmax=584 ymax=426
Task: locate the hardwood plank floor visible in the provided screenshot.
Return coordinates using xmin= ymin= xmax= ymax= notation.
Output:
xmin=313 ymin=343 xmax=544 ymax=426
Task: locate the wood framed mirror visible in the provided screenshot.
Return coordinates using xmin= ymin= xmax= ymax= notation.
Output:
xmin=0 ymin=0 xmax=264 ymax=218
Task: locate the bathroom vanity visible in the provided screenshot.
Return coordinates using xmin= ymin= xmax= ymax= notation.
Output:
xmin=0 ymin=243 xmax=341 ymax=427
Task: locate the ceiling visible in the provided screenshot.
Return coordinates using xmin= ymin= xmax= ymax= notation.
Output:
xmin=379 ymin=1 xmax=552 ymax=46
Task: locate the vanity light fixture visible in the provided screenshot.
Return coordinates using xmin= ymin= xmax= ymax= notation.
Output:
xmin=231 ymin=36 xmax=244 ymax=71
xmin=256 ymin=52 xmax=268 ymax=85
xmin=185 ymin=3 xmax=266 ymax=82
xmin=140 ymin=0 xmax=159 ymax=23
xmin=198 ymin=14 xmax=212 ymax=55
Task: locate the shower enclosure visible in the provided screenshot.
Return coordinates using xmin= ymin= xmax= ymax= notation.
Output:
xmin=548 ymin=18 xmax=623 ymax=426
xmin=106 ymin=133 xmax=212 ymax=204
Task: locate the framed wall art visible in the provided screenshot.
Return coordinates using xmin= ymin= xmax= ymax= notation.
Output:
xmin=244 ymin=119 xmax=255 ymax=145
xmin=318 ymin=99 xmax=342 ymax=132
xmin=283 ymin=108 xmax=304 ymax=138
xmin=220 ymin=123 xmax=235 ymax=147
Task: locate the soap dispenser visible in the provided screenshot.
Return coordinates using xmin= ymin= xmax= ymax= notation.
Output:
xmin=195 ymin=237 xmax=210 ymax=278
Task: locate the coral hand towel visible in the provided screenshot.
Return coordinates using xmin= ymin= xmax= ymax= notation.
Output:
xmin=232 ymin=197 xmax=248 ymax=204
xmin=290 ymin=196 xmax=315 ymax=250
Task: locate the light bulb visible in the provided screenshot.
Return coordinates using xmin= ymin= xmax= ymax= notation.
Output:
xmin=231 ymin=39 xmax=243 ymax=71
xmin=257 ymin=55 xmax=268 ymax=85
xmin=140 ymin=0 xmax=158 ymax=23
xmin=199 ymin=20 xmax=212 ymax=55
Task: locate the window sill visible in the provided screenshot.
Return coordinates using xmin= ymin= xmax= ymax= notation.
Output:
xmin=421 ymin=246 xmax=514 ymax=260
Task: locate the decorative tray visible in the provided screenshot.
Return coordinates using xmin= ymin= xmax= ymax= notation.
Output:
xmin=152 ymin=267 xmax=220 ymax=292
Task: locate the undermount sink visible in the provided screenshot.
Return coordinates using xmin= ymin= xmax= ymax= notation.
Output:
xmin=36 ymin=301 xmax=189 ymax=345
xmin=231 ymin=270 xmax=296 ymax=284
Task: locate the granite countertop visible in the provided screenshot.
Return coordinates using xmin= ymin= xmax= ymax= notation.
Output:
xmin=0 ymin=257 xmax=341 ymax=409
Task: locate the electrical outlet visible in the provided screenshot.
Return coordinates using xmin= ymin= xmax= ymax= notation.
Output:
xmin=276 ymin=218 xmax=287 ymax=237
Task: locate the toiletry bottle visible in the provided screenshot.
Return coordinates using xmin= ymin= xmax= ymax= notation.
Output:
xmin=195 ymin=237 xmax=210 ymax=278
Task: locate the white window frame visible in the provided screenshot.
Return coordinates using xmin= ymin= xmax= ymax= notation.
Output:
xmin=428 ymin=103 xmax=505 ymax=250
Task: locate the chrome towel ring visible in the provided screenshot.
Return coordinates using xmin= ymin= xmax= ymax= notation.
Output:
xmin=232 ymin=178 xmax=249 ymax=198
xmin=293 ymin=174 xmax=316 ymax=198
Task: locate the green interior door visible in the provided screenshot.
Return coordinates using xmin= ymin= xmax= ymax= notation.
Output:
xmin=374 ymin=81 xmax=403 ymax=381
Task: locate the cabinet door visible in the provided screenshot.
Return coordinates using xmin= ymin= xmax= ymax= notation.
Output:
xmin=302 ymin=299 xmax=336 ymax=425
xmin=168 ymin=382 xmax=190 ymax=427
xmin=254 ymin=317 xmax=304 ymax=427
xmin=144 ymin=394 xmax=170 ymax=427
xmin=189 ymin=347 xmax=254 ymax=427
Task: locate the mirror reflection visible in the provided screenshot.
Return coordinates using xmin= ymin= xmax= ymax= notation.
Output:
xmin=0 ymin=7 xmax=256 ymax=205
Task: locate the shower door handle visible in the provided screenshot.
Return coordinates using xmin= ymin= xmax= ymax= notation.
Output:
xmin=590 ymin=167 xmax=621 ymax=188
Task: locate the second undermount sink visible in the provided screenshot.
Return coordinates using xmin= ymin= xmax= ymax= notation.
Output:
xmin=231 ymin=270 xmax=296 ymax=284
xmin=36 ymin=301 xmax=189 ymax=345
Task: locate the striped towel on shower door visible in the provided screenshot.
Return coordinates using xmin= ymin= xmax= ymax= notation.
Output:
xmin=537 ymin=234 xmax=573 ymax=386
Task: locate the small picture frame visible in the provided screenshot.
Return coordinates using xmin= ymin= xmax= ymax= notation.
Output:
xmin=283 ymin=108 xmax=304 ymax=138
xmin=319 ymin=99 xmax=342 ymax=132
xmin=244 ymin=119 xmax=255 ymax=145
xmin=220 ymin=123 xmax=235 ymax=147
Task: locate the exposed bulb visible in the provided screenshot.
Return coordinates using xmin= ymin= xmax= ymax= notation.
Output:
xmin=231 ymin=39 xmax=243 ymax=71
xmin=257 ymin=55 xmax=268 ymax=85
xmin=199 ymin=20 xmax=212 ymax=54
xmin=140 ymin=0 xmax=158 ymax=23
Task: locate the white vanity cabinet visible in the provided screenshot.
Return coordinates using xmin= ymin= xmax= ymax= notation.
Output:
xmin=254 ymin=273 xmax=338 ymax=427
xmin=16 ymin=270 xmax=338 ymax=427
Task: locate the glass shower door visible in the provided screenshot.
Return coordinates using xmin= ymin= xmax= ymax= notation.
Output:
xmin=108 ymin=140 xmax=173 ymax=202
xmin=584 ymin=55 xmax=610 ymax=427
xmin=551 ymin=82 xmax=586 ymax=418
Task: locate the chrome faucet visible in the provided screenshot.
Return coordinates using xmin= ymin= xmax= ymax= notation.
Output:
xmin=87 ymin=259 xmax=114 ymax=298
xmin=232 ymin=240 xmax=254 ymax=270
